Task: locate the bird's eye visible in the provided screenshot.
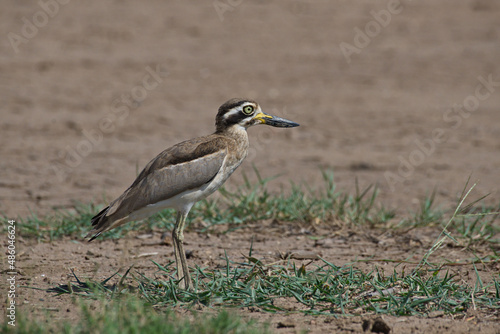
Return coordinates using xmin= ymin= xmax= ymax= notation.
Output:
xmin=242 ymin=105 xmax=254 ymax=115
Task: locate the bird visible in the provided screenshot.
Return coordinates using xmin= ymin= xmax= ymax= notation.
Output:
xmin=86 ymin=98 xmax=299 ymax=290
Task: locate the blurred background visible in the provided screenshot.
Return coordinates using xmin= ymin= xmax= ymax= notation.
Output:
xmin=1 ymin=0 xmax=499 ymax=217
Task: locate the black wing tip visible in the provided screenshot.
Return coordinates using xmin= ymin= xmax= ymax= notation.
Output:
xmin=87 ymin=231 xmax=101 ymax=242
xmin=91 ymin=206 xmax=110 ymax=226
xmin=87 ymin=205 xmax=109 ymax=241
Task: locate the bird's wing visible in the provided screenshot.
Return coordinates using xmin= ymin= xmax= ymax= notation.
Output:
xmin=106 ymin=139 xmax=228 ymax=220
xmin=87 ymin=136 xmax=230 ymax=240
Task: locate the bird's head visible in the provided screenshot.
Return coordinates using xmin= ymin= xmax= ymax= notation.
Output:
xmin=215 ymin=98 xmax=299 ymax=133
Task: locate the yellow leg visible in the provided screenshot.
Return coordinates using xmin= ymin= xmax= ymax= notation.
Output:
xmin=172 ymin=210 xmax=192 ymax=290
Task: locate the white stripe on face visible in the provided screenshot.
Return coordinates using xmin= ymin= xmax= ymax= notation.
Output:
xmin=222 ymin=108 xmax=242 ymax=120
xmin=222 ymin=102 xmax=257 ymax=120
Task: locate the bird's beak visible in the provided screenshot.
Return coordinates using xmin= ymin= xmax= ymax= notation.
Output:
xmin=253 ymin=112 xmax=300 ymax=128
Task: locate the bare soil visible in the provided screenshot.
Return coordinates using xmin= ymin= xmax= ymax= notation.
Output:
xmin=1 ymin=0 xmax=499 ymax=332
xmin=9 ymin=224 xmax=500 ymax=333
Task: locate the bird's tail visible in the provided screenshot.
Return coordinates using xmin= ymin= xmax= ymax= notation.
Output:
xmin=86 ymin=206 xmax=111 ymax=241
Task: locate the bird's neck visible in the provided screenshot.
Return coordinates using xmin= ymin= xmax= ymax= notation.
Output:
xmin=215 ymin=124 xmax=248 ymax=141
xmin=215 ymin=124 xmax=249 ymax=158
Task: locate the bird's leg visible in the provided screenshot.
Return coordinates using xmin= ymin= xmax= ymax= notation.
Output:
xmin=172 ymin=210 xmax=192 ymax=290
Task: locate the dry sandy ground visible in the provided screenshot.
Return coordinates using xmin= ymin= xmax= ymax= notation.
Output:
xmin=11 ymin=224 xmax=500 ymax=333
xmin=1 ymin=0 xmax=500 ymax=332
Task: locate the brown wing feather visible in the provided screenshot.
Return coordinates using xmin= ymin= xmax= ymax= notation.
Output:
xmin=87 ymin=135 xmax=229 ymax=240
xmin=106 ymin=149 xmax=226 ymax=218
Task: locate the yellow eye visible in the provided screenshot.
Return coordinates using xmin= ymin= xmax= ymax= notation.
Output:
xmin=242 ymin=105 xmax=254 ymax=115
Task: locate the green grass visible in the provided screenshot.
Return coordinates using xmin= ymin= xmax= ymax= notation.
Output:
xmin=2 ymin=170 xmax=498 ymax=249
xmin=2 ymin=170 xmax=398 ymax=241
xmin=2 ymin=297 xmax=270 ymax=334
xmin=189 ymin=170 xmax=396 ymax=231
xmin=2 ymin=170 xmax=499 ymax=333
xmin=50 ymin=249 xmax=499 ymax=318
xmin=46 ymin=175 xmax=500 ymax=319
xmin=397 ymin=189 xmax=443 ymax=229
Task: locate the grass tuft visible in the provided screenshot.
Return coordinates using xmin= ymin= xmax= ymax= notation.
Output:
xmin=138 ymin=256 xmax=499 ymax=317
xmin=2 ymin=169 xmax=396 ymax=240
xmin=2 ymin=296 xmax=269 ymax=334
xmin=4 ymin=169 xmax=497 ymax=248
xmin=50 ymin=253 xmax=500 ymax=318
xmin=5 ymin=171 xmax=499 ymax=332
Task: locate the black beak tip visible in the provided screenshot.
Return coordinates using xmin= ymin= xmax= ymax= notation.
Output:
xmin=280 ymin=122 xmax=299 ymax=128
xmin=266 ymin=116 xmax=300 ymax=128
